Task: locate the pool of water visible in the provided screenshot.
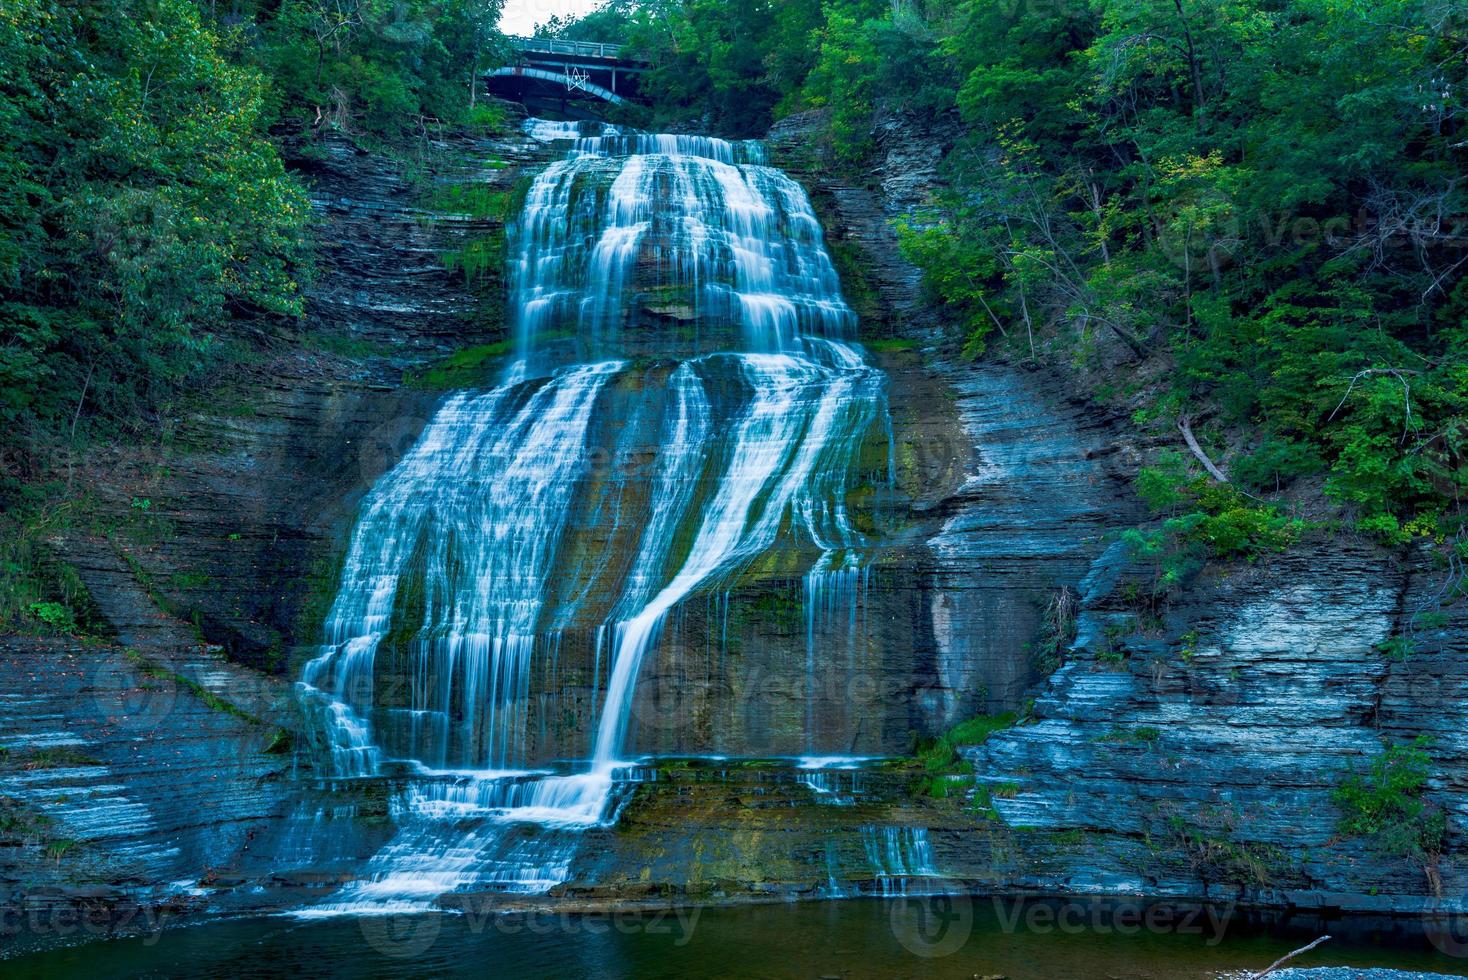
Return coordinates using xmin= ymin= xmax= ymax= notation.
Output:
xmin=7 ymin=898 xmax=1467 ymax=979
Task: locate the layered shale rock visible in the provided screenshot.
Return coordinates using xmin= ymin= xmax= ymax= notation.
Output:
xmin=0 ymin=639 xmax=289 ymax=930
xmin=961 ymin=539 xmax=1465 ymax=911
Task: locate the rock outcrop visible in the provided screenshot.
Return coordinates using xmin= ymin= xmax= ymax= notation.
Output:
xmin=771 ymin=106 xmax=1466 ymax=913
xmin=2 ymin=125 xmax=539 ymax=930
xmin=963 ymin=539 xmax=1465 ymax=911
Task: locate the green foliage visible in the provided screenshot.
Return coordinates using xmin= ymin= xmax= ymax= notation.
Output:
xmin=44 ymin=838 xmax=81 ymax=863
xmin=803 ymin=1 xmax=952 ymax=162
xmin=620 ymin=0 xmax=831 ymax=137
xmin=14 ymin=746 xmax=102 ymax=770
xmin=1161 ymin=809 xmax=1283 ymax=888
xmin=0 ymin=497 xmax=104 ymax=636
xmin=589 ymin=0 xmax=1468 ymax=532
xmin=1002 ymin=0 xmax=1466 ymax=531
xmin=405 ymin=341 xmax=514 ymax=389
xmin=123 ymin=649 xmax=264 ymax=725
xmin=538 ymin=0 xmax=638 ymax=44
xmin=1126 ymin=451 xmax=1304 ymax=593
xmin=911 ymin=711 xmax=1016 ymax=798
xmin=1032 ymin=586 xmax=1078 ymax=674
xmin=293 ymin=544 xmax=347 ymax=652
xmin=27 ymin=601 xmax=74 ymax=633
xmin=1376 ymin=635 xmax=1416 ymax=662
xmin=969 ymin=781 xmax=1020 ymax=818
xmin=0 ymin=0 xmax=311 ymax=448
xmin=1335 ymin=736 xmax=1446 ymax=860
xmin=301 ymin=333 xmax=393 ymax=360
xmin=442 ymin=235 xmax=507 ymax=285
xmin=945 ymin=712 xmax=1018 ymax=747
xmin=264 ymin=728 xmax=295 ymax=755
xmin=1100 ymin=726 xmax=1162 ymax=745
xmin=215 ymin=0 xmax=510 ymax=139
xmin=419 ymin=181 xmax=518 ymax=221
xmin=895 ymin=216 xmax=1003 ymax=358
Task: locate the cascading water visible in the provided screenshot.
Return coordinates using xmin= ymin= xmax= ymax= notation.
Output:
xmin=861 ymin=826 xmax=942 ymax=897
xmin=294 ymin=118 xmax=891 ymax=912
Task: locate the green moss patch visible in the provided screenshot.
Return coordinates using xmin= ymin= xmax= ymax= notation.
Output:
xmin=405 ymin=341 xmax=514 ymax=390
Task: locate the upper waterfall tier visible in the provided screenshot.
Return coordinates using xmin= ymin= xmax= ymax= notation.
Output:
xmin=512 ymin=120 xmax=851 ymax=372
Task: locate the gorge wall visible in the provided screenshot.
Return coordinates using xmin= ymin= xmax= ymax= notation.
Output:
xmin=768 ymin=108 xmax=1468 ymax=912
xmin=3 ymin=108 xmax=1464 ymax=933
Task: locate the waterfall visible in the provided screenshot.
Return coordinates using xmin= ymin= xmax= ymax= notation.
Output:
xmin=509 ymin=120 xmax=852 ymax=370
xmin=295 ymin=118 xmax=890 ymax=911
xmin=299 ymin=363 xmax=622 ymax=775
xmin=861 ymin=826 xmax=942 ymax=897
xmin=797 ymin=756 xmax=866 ymax=806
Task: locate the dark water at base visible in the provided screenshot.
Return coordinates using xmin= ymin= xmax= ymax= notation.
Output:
xmin=7 ymin=898 xmax=1467 ymax=979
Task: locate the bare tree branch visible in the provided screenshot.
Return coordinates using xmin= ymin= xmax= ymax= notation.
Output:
xmin=1178 ymin=413 xmax=1230 ymax=483
xmin=1249 ymin=935 xmax=1331 ymax=979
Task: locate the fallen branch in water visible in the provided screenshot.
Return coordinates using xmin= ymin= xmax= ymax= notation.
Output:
xmin=1249 ymin=935 xmax=1331 ymax=978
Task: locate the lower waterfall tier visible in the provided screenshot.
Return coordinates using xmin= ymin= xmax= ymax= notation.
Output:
xmin=300 ymin=349 xmax=896 ymax=775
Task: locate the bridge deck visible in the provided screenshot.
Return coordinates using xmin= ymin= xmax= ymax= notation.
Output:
xmin=507 ymin=36 xmax=646 ymax=65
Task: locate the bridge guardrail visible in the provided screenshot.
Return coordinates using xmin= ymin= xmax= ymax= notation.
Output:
xmin=508 ymin=36 xmax=627 ymax=61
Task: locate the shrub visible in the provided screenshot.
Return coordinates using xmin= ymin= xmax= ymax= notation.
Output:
xmin=1125 ymin=452 xmax=1304 ymax=596
xmin=1335 ymin=737 xmax=1446 ymax=860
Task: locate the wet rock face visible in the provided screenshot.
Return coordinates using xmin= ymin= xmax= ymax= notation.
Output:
xmin=2 ymin=130 xmax=535 ymax=925
xmin=0 ymin=639 xmax=290 ymax=921
xmin=771 ymin=110 xmax=1141 ymax=725
xmin=920 ymin=363 xmax=1133 ymax=716
xmin=770 ymin=108 xmax=1468 ymax=911
xmin=963 ymin=539 xmax=1468 ymax=909
xmin=286 ymin=130 xmax=553 ymax=356
xmin=9 ymin=117 xmax=1155 ymax=915
xmin=54 ymin=130 xmax=546 ymax=672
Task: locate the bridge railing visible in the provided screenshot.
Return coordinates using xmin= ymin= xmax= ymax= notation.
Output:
xmin=508 ymin=35 xmax=628 ymax=61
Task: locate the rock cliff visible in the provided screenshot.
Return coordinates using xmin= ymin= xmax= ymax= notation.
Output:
xmin=769 ymin=108 xmax=1466 ymax=913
